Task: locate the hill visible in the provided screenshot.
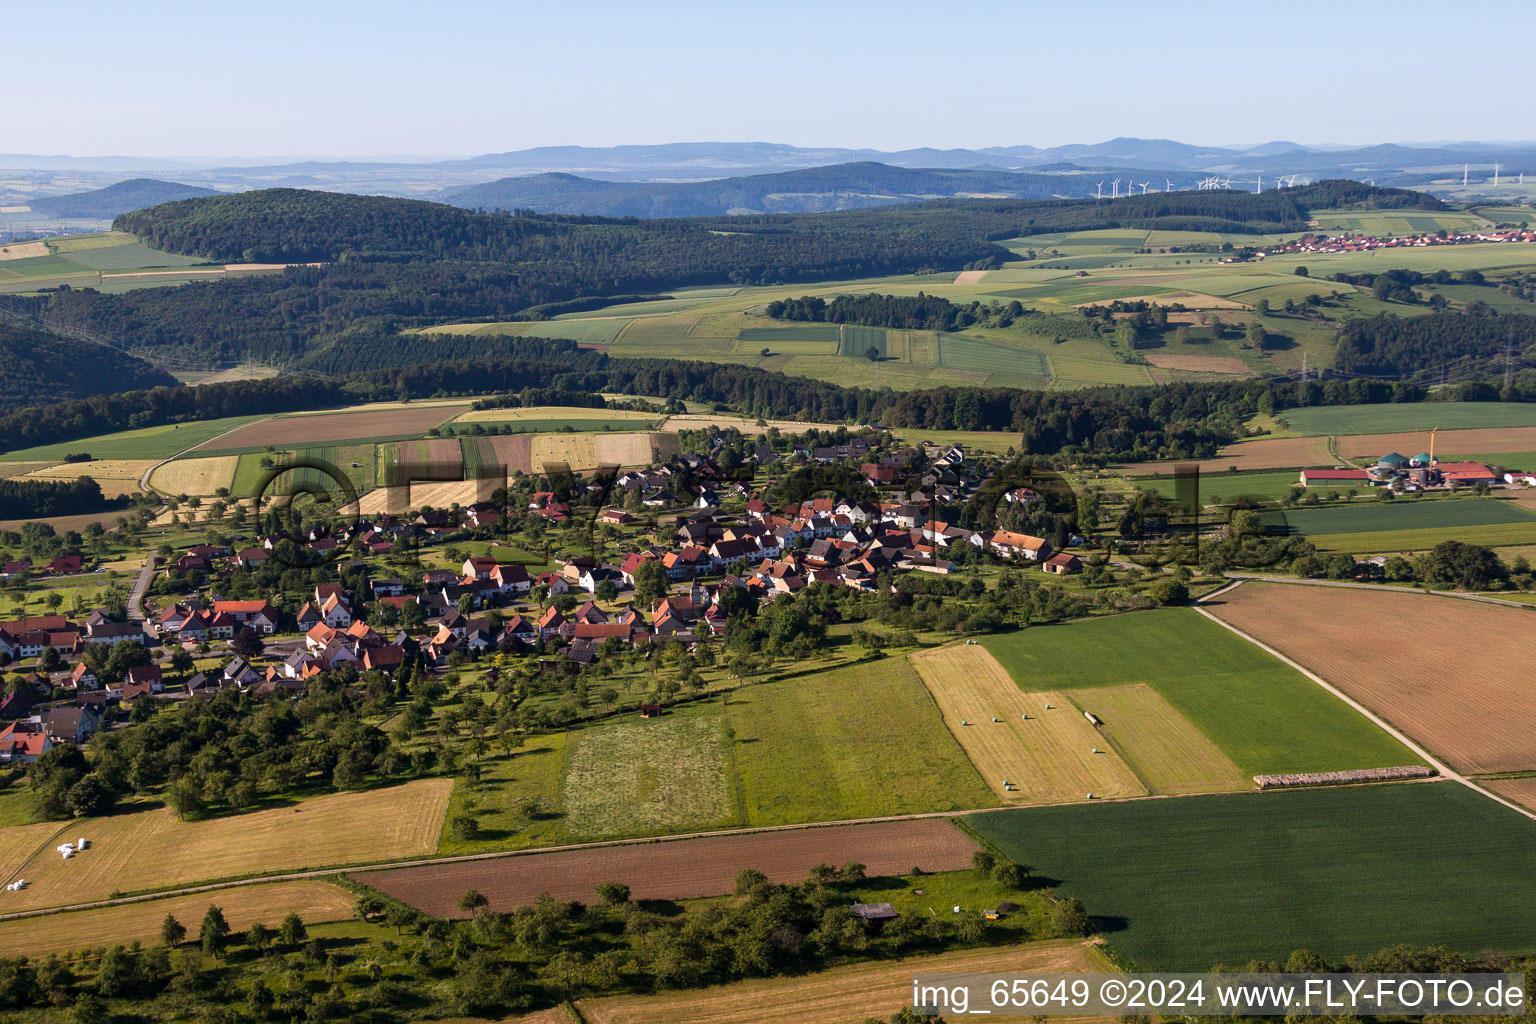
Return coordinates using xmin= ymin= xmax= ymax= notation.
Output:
xmin=443 ymin=162 xmax=1091 ymax=216
xmin=28 ymin=178 xmax=221 ymax=220
xmin=0 ymin=322 xmax=177 ymax=404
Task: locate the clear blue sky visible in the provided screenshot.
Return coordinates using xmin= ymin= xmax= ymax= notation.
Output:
xmin=14 ymin=0 xmax=1533 ymax=158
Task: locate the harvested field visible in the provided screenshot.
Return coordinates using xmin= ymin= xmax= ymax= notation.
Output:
xmin=1076 ymin=684 xmax=1248 ymax=795
xmin=149 ymin=455 xmax=238 ymax=495
xmin=454 ymin=405 xmax=658 ymax=424
xmin=191 ymin=405 xmax=466 ymax=451
xmin=1483 ymin=777 xmax=1536 ymax=814
xmin=0 ymin=880 xmax=354 ymax=957
xmin=1207 ymin=583 xmax=1536 ymax=774
xmin=1143 ymin=353 xmax=1252 ymax=375
xmin=354 ymin=819 xmax=976 ymax=917
xmin=0 ymin=821 xmax=64 ymax=880
xmin=0 ymin=241 xmax=49 ymax=261
xmin=1339 ymin=426 xmax=1536 ymax=459
xmin=20 ymin=458 xmax=157 ymax=497
xmin=463 ymin=434 xmax=533 ymax=476
xmin=909 ymin=646 xmax=1146 ymax=803
xmin=953 ymin=269 xmax=991 ymax=284
xmin=575 ymin=940 xmax=1114 ymax=1024
xmin=530 ymin=432 xmax=656 ymax=473
xmin=1119 ymin=435 xmax=1331 ymax=475
xmin=659 ymin=413 xmax=850 ymax=432
xmin=358 ymin=479 xmax=491 ymax=515
xmin=3 ymin=780 xmax=451 ymax=911
xmin=561 ymin=715 xmax=736 ymax=838
xmin=0 ymin=461 xmax=56 ymax=478
xmin=384 ymin=437 xmax=463 ymax=477
xmin=0 ymin=510 xmax=133 ymax=534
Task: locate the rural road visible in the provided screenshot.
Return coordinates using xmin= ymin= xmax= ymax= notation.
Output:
xmin=125 ymin=555 xmax=155 ymax=620
xmin=1221 ymin=573 xmax=1534 ymax=610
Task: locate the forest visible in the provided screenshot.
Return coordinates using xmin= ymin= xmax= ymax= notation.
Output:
xmin=764 ymin=292 xmax=1098 ymax=337
xmin=0 ymin=475 xmax=107 ymax=520
xmin=1334 ymin=309 xmax=1536 ymax=379
xmin=0 ymin=322 xmax=176 ymax=403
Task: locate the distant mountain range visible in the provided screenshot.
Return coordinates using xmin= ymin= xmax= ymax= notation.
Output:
xmin=443 ymin=162 xmax=1105 ymax=216
xmin=4 ymin=138 xmax=1535 ymax=206
xmin=27 ymin=178 xmax=219 ymax=219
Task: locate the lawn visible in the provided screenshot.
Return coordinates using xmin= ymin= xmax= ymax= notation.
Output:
xmin=437 ymin=733 xmax=571 ymax=855
xmin=981 ymin=609 xmax=1420 ymax=776
xmin=1137 ymin=469 xmax=1304 ymax=503
xmin=0 ymin=414 xmax=268 ymax=461
xmin=1276 ymin=402 xmax=1536 ymax=436
xmin=726 ymin=659 xmax=997 ymax=824
xmin=1282 ymin=497 xmax=1536 ymax=536
xmin=966 ymin=783 xmax=1536 ymax=969
xmin=560 ymin=712 xmax=737 ymax=838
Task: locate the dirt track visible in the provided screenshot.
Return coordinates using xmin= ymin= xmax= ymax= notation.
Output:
xmin=352 ymin=819 xmax=977 ymax=916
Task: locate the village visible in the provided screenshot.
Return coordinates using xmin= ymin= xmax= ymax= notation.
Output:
xmin=0 ymin=436 xmax=1092 ymax=763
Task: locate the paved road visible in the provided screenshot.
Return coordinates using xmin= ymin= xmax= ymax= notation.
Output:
xmin=125 ymin=555 xmax=155 ymax=620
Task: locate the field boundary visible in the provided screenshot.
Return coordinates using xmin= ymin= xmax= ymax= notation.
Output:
xmin=1195 ymin=583 xmax=1536 ymax=824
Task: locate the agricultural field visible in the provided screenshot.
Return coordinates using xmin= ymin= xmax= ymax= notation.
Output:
xmin=15 ymin=457 xmax=155 ymax=498
xmin=1118 ymin=436 xmax=1333 ymax=475
xmin=355 ymin=818 xmax=976 ymax=917
xmin=1304 ymin=522 xmax=1536 ymax=555
xmin=1142 ymin=352 xmax=1251 ymax=374
xmin=966 ymin=783 xmax=1536 ymax=969
xmin=0 ymin=779 xmax=451 ymax=911
xmin=574 ymin=939 xmax=1115 ymax=1024
xmin=0 ymin=880 xmax=355 ymax=957
xmin=1078 ymin=684 xmax=1248 ymax=796
xmin=1276 ymin=402 xmax=1536 ymax=437
xmin=889 ymin=428 xmax=1021 ymax=454
xmin=981 ymin=609 xmax=1421 ymax=777
xmin=191 ymin=405 xmax=468 ymax=453
xmin=561 ymin=714 xmax=737 ymax=838
xmin=1484 ymin=778 xmax=1536 ymax=815
xmin=0 ymin=820 xmax=62 ymax=878
xmin=1136 ymin=469 xmax=1305 ymax=503
xmin=147 ymin=454 xmax=238 ymax=496
xmin=529 ymin=432 xmax=657 ymax=472
xmin=0 ymin=414 xmax=268 ymax=462
xmin=1306 ymin=209 xmax=1492 ymax=235
xmin=1281 ymin=496 xmax=1536 ymax=537
xmin=419 ymin=318 xmax=629 ymax=345
xmin=911 ymin=645 xmax=1145 ymax=803
xmin=1207 ymin=583 xmax=1536 ymax=775
xmin=1338 ymin=425 xmax=1536 ymax=459
xmin=725 ymin=659 xmax=996 ymax=824
xmin=453 ymin=405 xmax=659 ymax=425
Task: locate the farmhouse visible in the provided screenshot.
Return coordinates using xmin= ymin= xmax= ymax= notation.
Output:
xmin=988 ymin=531 xmax=1051 ymax=561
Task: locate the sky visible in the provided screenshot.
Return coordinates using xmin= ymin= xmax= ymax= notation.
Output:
xmin=12 ymin=0 xmax=1534 ymax=158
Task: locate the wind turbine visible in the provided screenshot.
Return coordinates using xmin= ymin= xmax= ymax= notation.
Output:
xmin=1494 ymin=164 xmax=1500 ymax=187
xmin=1139 ymin=181 xmax=1150 ymax=194
xmin=1111 ymin=177 xmax=1121 ymax=199
xmin=1256 ymin=172 xmax=1262 ymax=193
xmin=1165 ymin=179 xmax=1174 ymax=192
xmin=1096 ymin=181 xmax=1104 ymax=200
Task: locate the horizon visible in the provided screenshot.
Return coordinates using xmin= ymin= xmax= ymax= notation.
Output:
xmin=13 ymin=0 xmax=1534 ymax=158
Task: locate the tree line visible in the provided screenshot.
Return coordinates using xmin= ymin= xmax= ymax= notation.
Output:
xmin=1335 ymin=309 xmax=1536 ymax=379
xmin=0 ymin=476 xmax=107 ymax=519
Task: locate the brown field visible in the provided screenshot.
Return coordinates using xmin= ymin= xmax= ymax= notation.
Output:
xmin=183 ymin=364 xmax=280 ymax=387
xmin=1143 ymin=353 xmax=1253 ymax=375
xmin=20 ymin=458 xmax=157 ymax=498
xmin=3 ymin=780 xmax=451 ymax=911
xmin=389 ymin=437 xmax=464 ymax=472
xmin=1207 ymin=583 xmax=1536 ymax=774
xmin=1075 ymin=684 xmax=1248 ymax=795
xmin=1483 ymin=777 xmax=1536 ymax=814
xmin=354 ymin=819 xmax=976 ymax=917
xmin=1119 ymin=435 xmax=1332 ymax=475
xmin=467 ymin=434 xmax=534 ymax=475
xmin=909 ymin=646 xmax=1146 ymax=804
xmin=358 ymin=480 xmax=492 ymax=515
xmin=1339 ymin=426 xmax=1536 ymax=458
xmin=953 ymin=269 xmax=990 ymax=285
xmin=149 ymin=455 xmax=238 ymax=495
xmin=192 ymin=406 xmax=467 ymax=451
xmin=573 ymin=940 xmax=1115 ymax=1024
xmin=529 ymin=432 xmax=656 ymax=473
xmin=0 ymin=880 xmax=354 ymax=957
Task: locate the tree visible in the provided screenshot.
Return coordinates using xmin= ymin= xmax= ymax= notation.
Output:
xmin=244 ymin=922 xmax=273 ymax=952
xmin=65 ymin=773 xmax=116 ymax=818
xmin=278 ymin=913 xmax=307 ymax=947
xmin=595 ymin=881 xmax=631 ymax=906
xmin=161 ymin=913 xmax=187 ymax=947
xmin=230 ymin=626 xmax=263 ymax=659
xmin=459 ymin=889 xmax=490 ymax=917
xmin=165 ymin=776 xmax=204 ymax=820
xmin=199 ymin=904 xmax=231 ymax=957
xmin=1294 ymin=265 xmax=1308 ymax=277
xmin=354 ymin=896 xmax=383 ymax=922
xmin=632 ymin=558 xmax=667 ymax=604
xmin=1414 ymin=541 xmax=1506 ymax=591
xmin=595 ymin=579 xmax=618 ymax=603
xmin=1050 ymin=896 xmax=1090 ymax=936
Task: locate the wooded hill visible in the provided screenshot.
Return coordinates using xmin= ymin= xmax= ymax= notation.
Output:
xmin=0 ymin=322 xmax=177 ymax=404
xmin=29 ymin=178 xmax=220 ymax=220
